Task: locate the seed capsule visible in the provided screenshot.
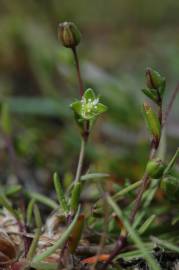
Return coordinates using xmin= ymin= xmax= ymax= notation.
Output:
xmin=146 ymin=158 xmax=165 ymax=178
xmin=58 ymin=22 xmax=81 ymax=48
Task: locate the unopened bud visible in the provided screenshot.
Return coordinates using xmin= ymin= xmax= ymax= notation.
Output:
xmin=146 ymin=68 xmax=165 ymax=90
xmin=146 ymin=158 xmax=165 ymax=178
xmin=58 ymin=22 xmax=81 ymax=48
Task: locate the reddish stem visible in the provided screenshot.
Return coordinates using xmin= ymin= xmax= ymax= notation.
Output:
xmin=72 ymin=47 xmax=84 ymax=97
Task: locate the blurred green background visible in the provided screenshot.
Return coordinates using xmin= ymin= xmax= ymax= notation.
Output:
xmin=0 ymin=0 xmax=178 ymax=192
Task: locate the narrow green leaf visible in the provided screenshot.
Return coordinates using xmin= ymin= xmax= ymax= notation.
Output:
xmin=26 ymin=198 xmax=36 ymax=226
xmin=107 ymin=195 xmax=161 ymax=270
xmin=53 ymin=172 xmax=69 ymax=214
xmin=34 ymin=204 xmax=42 ymax=228
xmin=118 ymin=244 xmax=153 ymax=260
xmin=32 ymin=207 xmax=80 ymax=263
xmin=113 ymin=180 xmax=142 ymax=201
xmin=70 ymin=182 xmax=81 ymax=213
xmin=138 ymin=215 xmax=156 ymax=235
xmin=143 ymin=102 xmax=161 ymax=142
xmin=80 ymin=173 xmax=109 ymax=181
xmin=27 ymin=204 xmax=42 ymax=260
xmin=26 ymin=192 xmax=58 ymax=209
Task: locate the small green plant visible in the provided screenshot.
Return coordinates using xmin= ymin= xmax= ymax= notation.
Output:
xmin=0 ymin=21 xmax=178 ymax=270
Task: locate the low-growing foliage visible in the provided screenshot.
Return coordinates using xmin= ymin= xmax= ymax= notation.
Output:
xmin=0 ymin=21 xmax=179 ymax=270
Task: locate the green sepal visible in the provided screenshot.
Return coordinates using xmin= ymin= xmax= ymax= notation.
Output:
xmin=70 ymin=100 xmax=81 ymax=115
xmin=146 ymin=158 xmax=165 ymax=178
xmin=84 ymin=88 xmax=96 ymax=100
xmin=97 ymin=103 xmax=108 ymax=114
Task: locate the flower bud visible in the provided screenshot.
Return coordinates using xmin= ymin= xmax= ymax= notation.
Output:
xmin=58 ymin=22 xmax=81 ymax=48
xmin=161 ymin=176 xmax=179 ymax=201
xmin=146 ymin=68 xmax=165 ymax=90
xmin=146 ymin=158 xmax=165 ymax=178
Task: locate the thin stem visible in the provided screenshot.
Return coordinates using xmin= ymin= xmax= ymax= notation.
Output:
xmin=72 ymin=47 xmax=84 ymax=97
xmin=163 ymin=82 xmax=179 ymax=126
xmin=158 ymin=101 xmax=163 ymax=126
xmin=129 ymin=173 xmax=149 ymax=224
xmin=74 ymin=138 xmax=86 ymax=184
xmin=129 ymin=138 xmax=158 ymax=224
xmin=102 ymin=236 xmax=126 ymax=269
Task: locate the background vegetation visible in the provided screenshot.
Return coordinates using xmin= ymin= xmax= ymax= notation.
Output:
xmin=0 ymin=0 xmax=178 ymax=196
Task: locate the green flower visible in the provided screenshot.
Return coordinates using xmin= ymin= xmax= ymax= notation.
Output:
xmin=70 ymin=88 xmax=107 ymax=120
